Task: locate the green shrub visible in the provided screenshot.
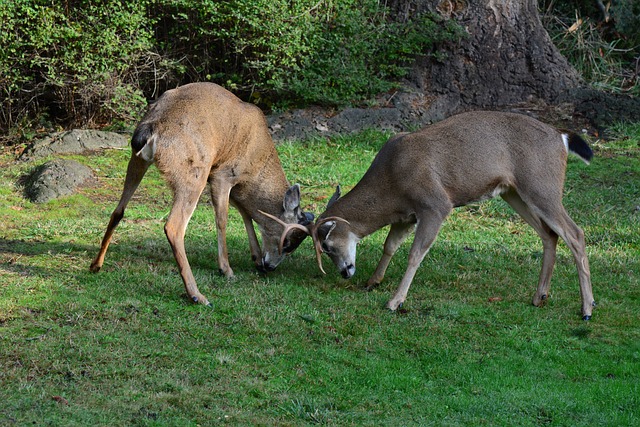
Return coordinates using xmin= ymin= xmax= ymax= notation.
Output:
xmin=149 ymin=0 xmax=462 ymax=108
xmin=0 ymin=0 xmax=462 ymax=139
xmin=284 ymin=3 xmax=463 ymax=106
xmin=0 ymin=0 xmax=162 ymax=136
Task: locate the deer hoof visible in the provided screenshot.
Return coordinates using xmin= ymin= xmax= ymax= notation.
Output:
xmin=387 ymin=300 xmax=402 ymax=311
xmin=365 ymin=282 xmax=380 ymax=292
xmin=532 ymin=293 xmax=548 ymax=307
xmin=191 ymin=295 xmax=213 ymax=307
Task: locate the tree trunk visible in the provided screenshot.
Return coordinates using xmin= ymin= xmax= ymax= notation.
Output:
xmin=268 ymin=0 xmax=640 ymax=141
xmin=389 ymin=0 xmax=581 ymax=117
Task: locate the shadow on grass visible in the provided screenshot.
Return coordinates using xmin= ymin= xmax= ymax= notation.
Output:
xmin=0 ymin=233 xmax=257 ymax=282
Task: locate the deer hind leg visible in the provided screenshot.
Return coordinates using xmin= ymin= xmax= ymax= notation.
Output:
xmin=367 ymin=222 xmax=416 ymax=290
xmin=387 ymin=208 xmax=447 ymax=311
xmin=209 ymin=178 xmax=235 ymax=278
xmin=90 ymin=153 xmax=151 ymax=272
xmin=541 ymin=209 xmax=594 ymax=320
xmin=501 ymin=190 xmax=559 ymax=308
xmin=506 ymin=190 xmax=595 ymax=319
xmin=165 ymin=178 xmax=210 ymax=306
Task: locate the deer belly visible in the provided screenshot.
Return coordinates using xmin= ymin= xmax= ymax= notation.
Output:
xmin=451 ymin=182 xmax=510 ymax=207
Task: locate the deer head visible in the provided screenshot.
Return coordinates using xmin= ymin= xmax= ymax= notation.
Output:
xmin=257 ymin=184 xmax=315 ymax=272
xmin=259 ymin=186 xmax=349 ymax=275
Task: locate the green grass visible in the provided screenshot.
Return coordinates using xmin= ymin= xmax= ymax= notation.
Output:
xmin=1 ymin=127 xmax=639 ymax=426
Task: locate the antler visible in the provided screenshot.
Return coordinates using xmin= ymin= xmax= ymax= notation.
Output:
xmin=309 ymin=216 xmax=350 ymax=274
xmin=257 ymin=210 xmax=311 ymax=254
xmin=258 ymin=210 xmax=349 ymax=275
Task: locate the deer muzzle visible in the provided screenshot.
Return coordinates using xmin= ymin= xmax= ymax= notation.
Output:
xmin=341 ymin=263 xmax=356 ymax=279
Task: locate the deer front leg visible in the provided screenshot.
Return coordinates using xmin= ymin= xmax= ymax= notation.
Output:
xmin=236 ymin=206 xmax=262 ymax=266
xmin=367 ymin=222 xmax=415 ymax=290
xmin=210 ymin=179 xmax=235 ymax=278
xmin=387 ymin=211 xmax=445 ymax=310
xmin=165 ymin=185 xmax=211 ymax=306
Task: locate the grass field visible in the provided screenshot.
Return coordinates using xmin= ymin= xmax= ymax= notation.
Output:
xmin=1 ymin=125 xmax=639 ymax=426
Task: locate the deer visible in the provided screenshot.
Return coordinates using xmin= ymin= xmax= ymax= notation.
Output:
xmin=89 ymin=82 xmax=314 ymax=307
xmin=266 ymin=110 xmax=596 ymax=320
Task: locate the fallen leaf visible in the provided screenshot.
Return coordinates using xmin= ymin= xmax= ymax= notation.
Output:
xmin=52 ymin=396 xmax=69 ymax=405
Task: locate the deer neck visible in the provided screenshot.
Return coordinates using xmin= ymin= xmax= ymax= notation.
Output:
xmin=324 ymin=185 xmax=392 ymax=238
xmin=231 ymin=147 xmax=289 ymax=219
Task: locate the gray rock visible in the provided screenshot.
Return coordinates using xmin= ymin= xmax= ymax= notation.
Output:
xmin=20 ymin=129 xmax=129 ymax=160
xmin=267 ymin=104 xmax=409 ymax=142
xmin=266 ymin=85 xmax=457 ymax=142
xmin=327 ymin=107 xmax=404 ymax=134
xmin=23 ymin=159 xmax=95 ymax=203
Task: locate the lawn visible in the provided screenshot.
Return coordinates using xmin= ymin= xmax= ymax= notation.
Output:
xmin=1 ymin=125 xmax=639 ymax=426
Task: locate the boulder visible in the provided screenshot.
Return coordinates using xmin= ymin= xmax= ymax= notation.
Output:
xmin=23 ymin=159 xmax=95 ymax=203
xmin=20 ymin=129 xmax=129 ymax=160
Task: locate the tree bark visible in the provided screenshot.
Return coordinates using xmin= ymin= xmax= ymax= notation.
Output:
xmin=389 ymin=0 xmax=581 ymax=115
xmin=268 ymin=0 xmax=640 ymax=141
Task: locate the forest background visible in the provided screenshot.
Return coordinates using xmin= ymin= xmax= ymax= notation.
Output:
xmin=1 ymin=0 xmax=639 ymax=145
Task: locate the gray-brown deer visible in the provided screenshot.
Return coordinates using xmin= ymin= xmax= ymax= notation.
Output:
xmin=273 ymin=111 xmax=596 ymax=320
xmin=90 ymin=82 xmax=313 ymax=306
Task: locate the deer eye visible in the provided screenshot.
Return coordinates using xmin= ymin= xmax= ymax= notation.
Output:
xmin=321 ymin=241 xmax=332 ymax=254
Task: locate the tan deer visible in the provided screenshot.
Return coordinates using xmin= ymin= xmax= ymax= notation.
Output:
xmin=90 ymin=82 xmax=313 ymax=306
xmin=271 ymin=111 xmax=596 ymax=320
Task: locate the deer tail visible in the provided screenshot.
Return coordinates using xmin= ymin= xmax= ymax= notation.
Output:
xmin=131 ymin=122 xmax=156 ymax=162
xmin=563 ymin=133 xmax=593 ymax=165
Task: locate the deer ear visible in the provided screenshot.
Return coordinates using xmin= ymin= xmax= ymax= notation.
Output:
xmin=327 ymin=185 xmax=341 ymax=208
xmin=317 ymin=221 xmax=336 ymax=240
xmin=283 ymin=184 xmax=301 ymax=213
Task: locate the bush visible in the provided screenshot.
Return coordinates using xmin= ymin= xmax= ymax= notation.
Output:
xmin=0 ymin=0 xmax=164 ymax=137
xmin=149 ymin=0 xmax=461 ymax=108
xmin=541 ymin=0 xmax=640 ymax=96
xmin=0 ymin=0 xmax=461 ymax=140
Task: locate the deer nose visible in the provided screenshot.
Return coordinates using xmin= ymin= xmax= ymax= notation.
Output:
xmin=301 ymin=212 xmax=315 ymax=225
xmin=341 ymin=264 xmax=355 ymax=279
xmin=257 ymin=258 xmax=276 ymax=273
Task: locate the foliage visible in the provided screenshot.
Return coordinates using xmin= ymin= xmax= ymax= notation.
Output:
xmin=0 ymin=0 xmax=160 ymax=136
xmin=284 ymin=5 xmax=463 ymax=107
xmin=0 ymin=0 xmax=461 ymax=137
xmin=541 ymin=0 xmax=640 ymax=95
xmin=1 ymin=128 xmax=639 ymax=425
xmin=148 ymin=0 xmax=461 ymax=108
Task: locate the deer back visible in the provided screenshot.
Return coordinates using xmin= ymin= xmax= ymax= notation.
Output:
xmin=322 ymin=111 xmax=574 ymax=236
xmin=133 ymin=83 xmax=290 ymax=210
